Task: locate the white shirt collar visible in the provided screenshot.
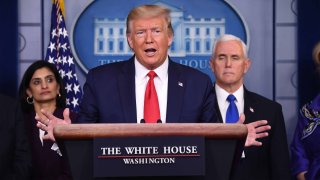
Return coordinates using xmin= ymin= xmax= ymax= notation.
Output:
xmin=215 ymin=84 xmax=244 ymax=103
xmin=215 ymin=84 xmax=245 ymax=123
xmin=134 ymin=56 xmax=169 ymax=82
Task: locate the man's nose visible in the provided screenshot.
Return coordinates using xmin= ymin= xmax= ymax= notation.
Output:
xmin=225 ymin=58 xmax=232 ymax=67
xmin=145 ymin=30 xmax=153 ymax=43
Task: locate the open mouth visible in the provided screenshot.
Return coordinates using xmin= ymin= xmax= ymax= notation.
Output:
xmin=144 ymin=48 xmax=157 ymax=56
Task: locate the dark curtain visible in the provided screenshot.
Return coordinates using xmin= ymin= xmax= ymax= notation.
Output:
xmin=0 ymin=0 xmax=18 ymax=97
xmin=298 ymin=0 xmax=320 ymax=107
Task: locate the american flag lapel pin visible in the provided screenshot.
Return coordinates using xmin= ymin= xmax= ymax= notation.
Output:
xmin=249 ymin=107 xmax=254 ymax=113
xmin=178 ymin=82 xmax=183 ymax=87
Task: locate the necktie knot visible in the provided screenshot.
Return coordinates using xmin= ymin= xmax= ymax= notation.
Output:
xmin=227 ymin=94 xmax=236 ymax=102
xmin=147 ymin=71 xmax=157 ymax=79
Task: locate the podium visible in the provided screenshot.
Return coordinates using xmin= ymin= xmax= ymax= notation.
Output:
xmin=54 ymin=123 xmax=247 ymax=180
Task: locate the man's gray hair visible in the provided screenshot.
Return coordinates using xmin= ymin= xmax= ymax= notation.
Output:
xmin=212 ymin=34 xmax=248 ymax=58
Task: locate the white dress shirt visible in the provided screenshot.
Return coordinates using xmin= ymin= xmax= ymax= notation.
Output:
xmin=135 ymin=57 xmax=168 ymax=123
xmin=215 ymin=84 xmax=244 ymax=123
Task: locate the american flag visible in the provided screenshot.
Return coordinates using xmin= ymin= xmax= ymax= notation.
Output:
xmin=45 ymin=0 xmax=82 ymax=112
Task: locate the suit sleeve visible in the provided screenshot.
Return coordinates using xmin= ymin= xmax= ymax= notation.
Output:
xmin=199 ymin=77 xmax=218 ymax=123
xmin=290 ymin=113 xmax=309 ymax=177
xmin=270 ymin=105 xmax=291 ymax=179
xmin=77 ymin=70 xmax=100 ymax=123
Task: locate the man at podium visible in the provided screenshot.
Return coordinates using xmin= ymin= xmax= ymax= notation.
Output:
xmin=36 ymin=4 xmax=270 ymax=149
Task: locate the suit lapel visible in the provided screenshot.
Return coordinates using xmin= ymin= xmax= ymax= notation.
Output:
xmin=166 ymin=60 xmax=184 ymax=123
xmin=213 ymin=84 xmax=255 ymax=124
xmin=118 ymin=57 xmax=137 ymax=123
xmin=243 ymin=87 xmax=256 ymax=124
xmin=212 ymin=85 xmax=224 ymax=123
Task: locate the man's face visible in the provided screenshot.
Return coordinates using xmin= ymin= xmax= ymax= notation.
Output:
xmin=127 ymin=16 xmax=173 ymax=70
xmin=210 ymin=40 xmax=251 ymax=90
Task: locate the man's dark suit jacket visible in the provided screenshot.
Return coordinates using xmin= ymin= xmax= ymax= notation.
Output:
xmin=77 ymin=56 xmax=217 ymax=123
xmin=214 ymin=86 xmax=291 ymax=180
xmin=0 ymin=94 xmax=32 ymax=179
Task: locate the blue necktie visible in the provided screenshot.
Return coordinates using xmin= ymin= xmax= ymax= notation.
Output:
xmin=226 ymin=94 xmax=239 ymax=123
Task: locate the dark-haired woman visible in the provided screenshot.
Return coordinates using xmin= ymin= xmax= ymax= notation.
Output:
xmin=19 ymin=60 xmax=76 ymax=180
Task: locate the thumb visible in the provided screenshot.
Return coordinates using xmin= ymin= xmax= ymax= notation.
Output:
xmin=63 ymin=108 xmax=72 ymax=124
xmin=237 ymin=113 xmax=245 ymax=124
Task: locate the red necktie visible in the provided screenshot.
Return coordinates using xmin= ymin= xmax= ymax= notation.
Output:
xmin=144 ymin=71 xmax=160 ymax=123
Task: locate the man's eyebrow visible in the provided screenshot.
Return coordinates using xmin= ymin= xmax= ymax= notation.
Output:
xmin=151 ymin=27 xmax=161 ymax=30
xmin=218 ymin=54 xmax=227 ymax=57
xmin=231 ymin=54 xmax=240 ymax=58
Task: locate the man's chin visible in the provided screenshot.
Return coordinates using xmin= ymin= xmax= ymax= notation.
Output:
xmin=220 ymin=79 xmax=237 ymax=85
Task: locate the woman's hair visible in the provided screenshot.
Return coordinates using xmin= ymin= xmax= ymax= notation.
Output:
xmin=18 ymin=60 xmax=66 ymax=112
xmin=126 ymin=4 xmax=174 ymax=37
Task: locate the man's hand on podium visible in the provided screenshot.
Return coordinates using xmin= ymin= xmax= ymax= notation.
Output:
xmin=36 ymin=108 xmax=71 ymax=142
xmin=237 ymin=114 xmax=271 ymax=147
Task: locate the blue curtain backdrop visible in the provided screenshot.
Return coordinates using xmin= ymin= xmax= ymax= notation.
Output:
xmin=0 ymin=0 xmax=18 ymax=97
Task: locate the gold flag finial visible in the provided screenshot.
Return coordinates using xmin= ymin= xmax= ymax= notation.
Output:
xmin=52 ymin=0 xmax=65 ymax=17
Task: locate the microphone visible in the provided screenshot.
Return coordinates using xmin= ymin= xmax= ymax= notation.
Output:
xmin=157 ymin=119 xmax=162 ymax=123
xmin=140 ymin=119 xmax=145 ymax=123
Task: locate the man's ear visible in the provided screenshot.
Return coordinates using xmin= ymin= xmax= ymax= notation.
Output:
xmin=244 ymin=59 xmax=252 ymax=74
xmin=127 ymin=34 xmax=134 ymax=49
xmin=168 ymin=34 xmax=173 ymax=47
xmin=209 ymin=58 xmax=215 ymax=73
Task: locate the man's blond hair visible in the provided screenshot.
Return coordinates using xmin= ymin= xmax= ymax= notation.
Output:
xmin=126 ymin=4 xmax=174 ymax=36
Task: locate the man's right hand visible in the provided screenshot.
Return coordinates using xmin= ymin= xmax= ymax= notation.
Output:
xmin=237 ymin=114 xmax=271 ymax=147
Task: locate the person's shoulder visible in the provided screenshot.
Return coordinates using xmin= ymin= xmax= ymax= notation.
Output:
xmin=300 ymin=93 xmax=320 ymax=113
xmin=89 ymin=60 xmax=129 ymax=74
xmin=170 ymin=60 xmax=211 ymax=80
xmin=308 ymin=93 xmax=320 ymax=109
xmin=84 ymin=59 xmax=134 ymax=85
xmin=246 ymin=89 xmax=282 ymax=108
xmin=299 ymin=94 xmax=320 ymax=121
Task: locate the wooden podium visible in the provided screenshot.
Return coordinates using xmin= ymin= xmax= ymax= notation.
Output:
xmin=54 ymin=123 xmax=247 ymax=180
